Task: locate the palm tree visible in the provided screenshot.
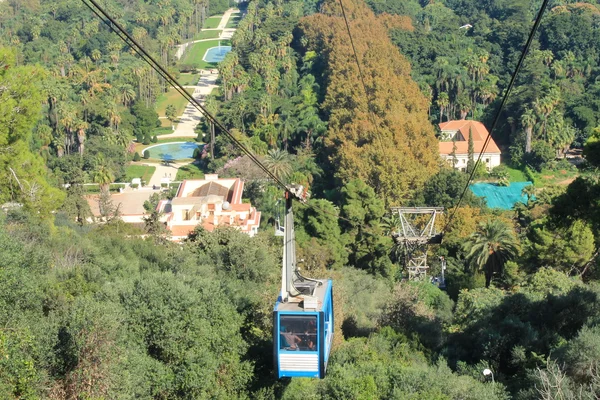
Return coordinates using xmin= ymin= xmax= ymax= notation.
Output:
xmin=75 ymin=120 xmax=88 ymax=156
xmin=464 ymin=220 xmax=519 ymax=288
xmin=521 ymin=108 xmax=537 ymax=153
xmin=118 ymin=84 xmax=136 ymax=106
xmin=92 ymin=155 xmax=115 ymax=194
xmin=436 ymin=92 xmax=449 ymax=122
xmin=264 ymin=149 xmax=292 ymax=180
xmin=380 ymin=213 xmax=404 ymax=263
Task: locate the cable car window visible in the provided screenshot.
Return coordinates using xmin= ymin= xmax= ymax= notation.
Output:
xmin=280 ymin=315 xmax=317 ymax=351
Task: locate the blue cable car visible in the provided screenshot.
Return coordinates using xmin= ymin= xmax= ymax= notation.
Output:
xmin=273 ymin=189 xmax=334 ymax=379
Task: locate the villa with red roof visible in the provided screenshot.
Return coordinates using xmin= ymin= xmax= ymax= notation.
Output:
xmin=156 ymin=174 xmax=261 ymax=241
xmin=438 ymin=120 xmax=501 ymax=171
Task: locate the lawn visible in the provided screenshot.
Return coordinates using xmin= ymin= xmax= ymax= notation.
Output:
xmin=204 ymin=16 xmax=222 ymax=29
xmin=504 ymin=164 xmax=578 ymax=186
xmin=124 ymin=165 xmax=156 ymax=183
xmin=176 ymin=163 xmax=205 ymax=180
xmin=180 ymin=39 xmax=231 ymax=69
xmin=194 ymin=30 xmax=222 ymax=40
xmin=159 ymin=119 xmax=174 ymax=128
xmin=532 ymin=167 xmax=579 ymax=186
xmin=506 ymin=166 xmax=527 ymax=182
xmin=154 ymin=126 xmax=173 ymax=135
xmin=155 ymin=88 xmax=192 ymax=118
xmin=226 ymin=14 xmax=241 ymax=28
xmin=177 ymin=73 xmax=200 ymax=86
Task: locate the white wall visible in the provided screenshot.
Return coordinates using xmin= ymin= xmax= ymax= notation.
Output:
xmin=442 ymin=153 xmax=501 ymax=171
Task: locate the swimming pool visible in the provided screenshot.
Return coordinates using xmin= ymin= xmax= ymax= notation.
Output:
xmin=203 ymin=46 xmax=232 ymax=63
xmin=144 ymin=142 xmax=202 ymax=160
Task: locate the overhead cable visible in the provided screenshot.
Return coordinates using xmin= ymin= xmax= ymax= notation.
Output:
xmin=80 ymin=0 xmax=291 ymax=192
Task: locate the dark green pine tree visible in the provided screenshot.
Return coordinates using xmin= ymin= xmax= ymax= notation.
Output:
xmin=466 ymin=127 xmax=475 ymax=174
xmin=450 ymin=135 xmax=458 ymax=168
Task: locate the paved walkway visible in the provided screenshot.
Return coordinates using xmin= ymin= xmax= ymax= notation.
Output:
xmin=147 ymin=162 xmax=185 ymax=187
xmin=160 ymin=72 xmax=219 ymax=139
xmin=218 ymin=8 xmax=238 ymax=29
xmin=174 ymin=9 xmax=239 ymax=60
xmin=146 ymin=8 xmax=240 ymax=188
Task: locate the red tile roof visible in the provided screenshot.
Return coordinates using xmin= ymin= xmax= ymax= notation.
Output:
xmin=438 ymin=120 xmax=501 ymax=155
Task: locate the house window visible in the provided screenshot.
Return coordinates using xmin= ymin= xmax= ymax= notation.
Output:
xmin=462 ymin=159 xmax=466 ymax=164
xmin=485 ymin=158 xmax=490 ymax=163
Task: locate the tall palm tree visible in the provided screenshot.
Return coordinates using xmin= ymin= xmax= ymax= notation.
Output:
xmin=464 ymin=220 xmax=519 ymax=288
xmin=521 ymin=108 xmax=537 ymax=153
xmin=436 ymin=92 xmax=449 ymax=122
xmin=75 ymin=119 xmax=88 ymax=156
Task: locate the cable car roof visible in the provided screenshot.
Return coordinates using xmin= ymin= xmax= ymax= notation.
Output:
xmin=274 ymin=279 xmax=331 ymax=313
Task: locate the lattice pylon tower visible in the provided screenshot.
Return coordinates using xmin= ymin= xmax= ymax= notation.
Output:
xmin=389 ymin=207 xmax=444 ymax=280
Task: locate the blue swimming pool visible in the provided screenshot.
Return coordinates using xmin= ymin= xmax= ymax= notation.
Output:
xmin=203 ymin=46 xmax=232 ymax=63
xmin=145 ymin=142 xmax=201 ymax=160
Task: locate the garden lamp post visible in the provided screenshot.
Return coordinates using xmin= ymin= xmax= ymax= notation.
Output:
xmin=483 ymin=368 xmax=494 ymax=384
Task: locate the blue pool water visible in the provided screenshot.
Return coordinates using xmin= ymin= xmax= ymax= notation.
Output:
xmin=470 ymin=181 xmax=535 ymax=210
xmin=145 ymin=142 xmax=201 ymax=160
xmin=203 ymin=46 xmax=232 ymax=63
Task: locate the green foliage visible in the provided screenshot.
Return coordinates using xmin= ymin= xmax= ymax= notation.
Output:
xmin=296 ymin=198 xmax=347 ymax=270
xmin=143 ymin=150 xmax=150 ymax=159
xmin=463 ymin=220 xmax=519 ymax=288
xmin=415 ymin=168 xmax=484 ymax=208
xmin=340 ymin=179 xmax=394 ymax=277
xmin=282 ymin=330 xmax=507 ymax=400
xmin=380 ymin=282 xmax=454 ymax=350
xmin=530 ymin=220 xmax=595 ymax=274
xmin=133 ymin=152 xmax=141 ymax=162
xmin=527 ymin=141 xmax=555 ymax=172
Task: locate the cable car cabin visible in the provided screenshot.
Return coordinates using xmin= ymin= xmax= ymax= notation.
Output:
xmin=273 ymin=187 xmax=334 ymax=379
xmin=273 ymin=279 xmax=333 ymax=379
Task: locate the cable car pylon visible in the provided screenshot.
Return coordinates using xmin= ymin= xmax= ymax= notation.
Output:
xmin=390 ymin=207 xmax=444 ymax=281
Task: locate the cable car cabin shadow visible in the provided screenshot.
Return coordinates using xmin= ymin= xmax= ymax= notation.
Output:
xmin=273 ymin=279 xmax=334 ymax=379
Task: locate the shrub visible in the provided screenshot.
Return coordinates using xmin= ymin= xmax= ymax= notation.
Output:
xmin=524 ymin=165 xmax=537 ymax=185
xmin=109 ymin=184 xmax=125 ymax=192
xmin=151 ymin=135 xmax=158 ymax=143
xmin=143 ymin=150 xmax=150 ymax=159
xmin=193 ymin=147 xmax=202 ymax=159
xmin=133 ymin=152 xmax=141 ymax=161
xmin=131 ymin=183 xmax=139 ymax=189
xmin=497 ymin=177 xmax=510 ymax=187
xmin=490 ymin=165 xmax=509 ymax=180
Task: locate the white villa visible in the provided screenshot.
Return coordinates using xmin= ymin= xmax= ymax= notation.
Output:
xmin=438 ymin=120 xmax=501 ymax=171
xmin=156 ymin=174 xmax=261 ymax=241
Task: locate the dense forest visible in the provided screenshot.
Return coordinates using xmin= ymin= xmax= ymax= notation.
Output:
xmin=2 ymin=0 xmax=600 ymax=398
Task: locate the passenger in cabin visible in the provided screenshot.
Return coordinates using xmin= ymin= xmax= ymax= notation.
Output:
xmin=303 ymin=319 xmax=317 ymax=351
xmin=281 ymin=325 xmax=302 ymax=350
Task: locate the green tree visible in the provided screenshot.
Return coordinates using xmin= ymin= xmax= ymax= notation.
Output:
xmin=466 ymin=127 xmax=475 ymax=174
xmin=263 ymin=149 xmax=292 ymax=181
xmin=165 ymin=104 xmax=177 ymax=129
xmin=340 ymin=179 xmax=394 ymax=277
xmin=464 ymin=220 xmax=519 ymax=287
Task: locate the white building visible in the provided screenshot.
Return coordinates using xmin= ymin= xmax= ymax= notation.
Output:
xmin=438 ymin=120 xmax=501 ymax=171
xmin=156 ymin=174 xmax=261 ymax=241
